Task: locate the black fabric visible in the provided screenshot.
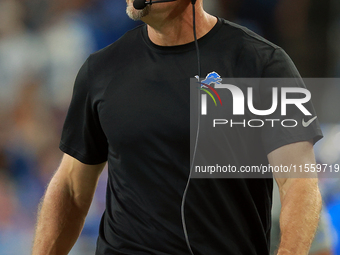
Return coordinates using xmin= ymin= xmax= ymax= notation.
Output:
xmin=60 ymin=17 xmax=323 ymax=255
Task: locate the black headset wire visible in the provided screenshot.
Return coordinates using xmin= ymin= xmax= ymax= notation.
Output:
xmin=180 ymin=1 xmax=200 ymax=255
xmin=192 ymin=1 xmax=201 ymax=78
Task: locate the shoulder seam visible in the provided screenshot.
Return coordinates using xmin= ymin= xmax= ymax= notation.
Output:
xmin=222 ymin=20 xmax=281 ymax=50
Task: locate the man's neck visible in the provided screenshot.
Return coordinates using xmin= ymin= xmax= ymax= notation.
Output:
xmin=142 ymin=2 xmax=217 ymax=46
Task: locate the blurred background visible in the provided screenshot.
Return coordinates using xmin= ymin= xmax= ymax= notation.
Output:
xmin=0 ymin=0 xmax=339 ymax=254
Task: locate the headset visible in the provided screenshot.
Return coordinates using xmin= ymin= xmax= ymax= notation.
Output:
xmin=133 ymin=1 xmax=200 ymax=254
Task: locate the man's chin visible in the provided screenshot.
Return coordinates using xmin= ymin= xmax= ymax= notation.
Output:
xmin=126 ymin=3 xmax=151 ymax=21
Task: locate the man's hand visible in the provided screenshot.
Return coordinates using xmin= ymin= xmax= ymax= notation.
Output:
xmin=269 ymin=140 xmax=322 ymax=255
xmin=32 ymin=154 xmax=106 ymax=255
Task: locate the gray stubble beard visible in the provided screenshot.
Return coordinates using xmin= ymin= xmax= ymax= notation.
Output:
xmin=126 ymin=4 xmax=151 ymax=21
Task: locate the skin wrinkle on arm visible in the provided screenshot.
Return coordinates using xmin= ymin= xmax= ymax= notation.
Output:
xmin=269 ymin=140 xmax=322 ymax=255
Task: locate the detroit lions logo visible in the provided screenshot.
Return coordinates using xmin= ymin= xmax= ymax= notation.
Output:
xmin=201 ymin=72 xmax=222 ymax=88
xmin=198 ymin=72 xmax=223 ymax=106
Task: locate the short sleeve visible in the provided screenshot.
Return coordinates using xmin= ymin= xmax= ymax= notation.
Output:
xmin=59 ymin=57 xmax=108 ymax=164
xmin=260 ymin=48 xmax=323 ymax=154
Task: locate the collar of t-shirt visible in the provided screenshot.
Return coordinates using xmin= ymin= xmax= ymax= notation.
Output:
xmin=141 ymin=16 xmax=223 ymax=54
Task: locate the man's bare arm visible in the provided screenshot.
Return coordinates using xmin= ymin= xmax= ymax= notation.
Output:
xmin=32 ymin=154 xmax=106 ymax=255
xmin=268 ymin=140 xmax=322 ymax=255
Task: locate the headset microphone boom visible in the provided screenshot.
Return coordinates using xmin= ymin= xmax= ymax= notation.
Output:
xmin=133 ymin=0 xmax=177 ymax=10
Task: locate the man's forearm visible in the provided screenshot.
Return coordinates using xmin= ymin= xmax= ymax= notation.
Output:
xmin=32 ymin=174 xmax=89 ymax=255
xmin=277 ymin=178 xmax=322 ymax=255
xmin=32 ymin=154 xmax=105 ymax=255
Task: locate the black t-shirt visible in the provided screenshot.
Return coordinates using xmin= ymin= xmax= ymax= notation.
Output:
xmin=60 ymin=18 xmax=323 ymax=255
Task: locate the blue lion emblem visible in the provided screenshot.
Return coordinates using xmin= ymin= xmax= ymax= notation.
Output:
xmin=201 ymin=72 xmax=222 ymax=88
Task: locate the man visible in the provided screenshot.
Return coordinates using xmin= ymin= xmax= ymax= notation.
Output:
xmin=32 ymin=0 xmax=323 ymax=254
